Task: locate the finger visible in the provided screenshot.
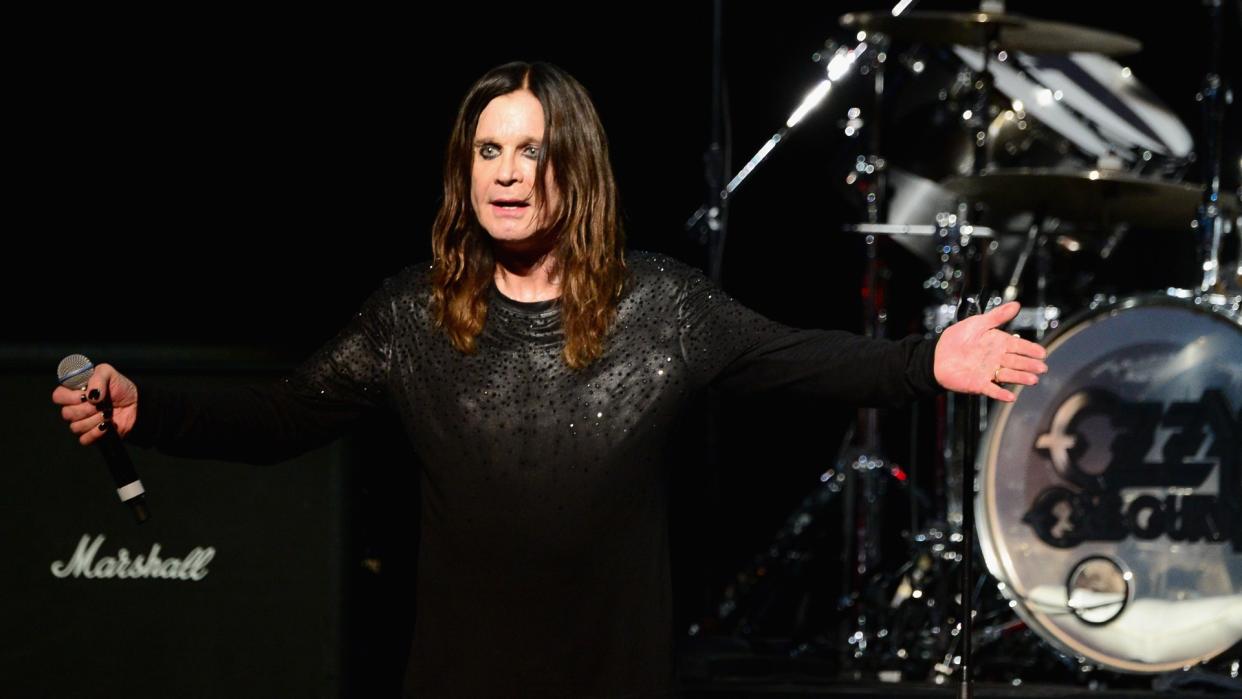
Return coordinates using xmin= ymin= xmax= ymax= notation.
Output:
xmin=1002 ymin=355 xmax=1048 ymax=375
xmin=1006 ymin=336 xmax=1048 ymax=360
xmin=997 ymin=368 xmax=1039 ymax=386
xmin=981 ymin=382 xmax=1017 ymax=403
xmin=61 ymin=403 xmax=100 ymax=422
xmin=70 ymin=412 xmax=108 ymax=436
xmin=987 ymin=301 xmax=1021 ymax=327
xmin=79 ymin=422 xmax=108 ymax=446
xmin=80 ymin=417 xmax=110 ymax=446
xmin=86 ymin=364 xmax=115 ymax=404
xmin=52 ymin=386 xmax=89 ymax=406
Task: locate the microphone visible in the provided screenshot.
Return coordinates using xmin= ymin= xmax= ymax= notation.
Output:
xmin=57 ymin=354 xmax=150 ymax=524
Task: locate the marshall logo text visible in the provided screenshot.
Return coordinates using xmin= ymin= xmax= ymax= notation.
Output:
xmin=50 ymin=534 xmax=216 ymax=581
xmin=1023 ymin=388 xmax=1242 ymax=551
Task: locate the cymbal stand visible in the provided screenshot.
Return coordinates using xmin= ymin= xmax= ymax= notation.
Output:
xmin=836 ymin=29 xmax=899 ymax=668
xmin=1197 ymin=0 xmax=1232 ymax=296
xmin=955 ymin=7 xmax=1005 ymax=695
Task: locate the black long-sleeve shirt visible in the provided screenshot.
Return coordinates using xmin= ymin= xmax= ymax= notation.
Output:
xmin=128 ymin=251 xmax=941 ymax=698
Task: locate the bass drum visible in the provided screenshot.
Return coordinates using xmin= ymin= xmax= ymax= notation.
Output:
xmin=977 ymin=295 xmax=1242 ymax=673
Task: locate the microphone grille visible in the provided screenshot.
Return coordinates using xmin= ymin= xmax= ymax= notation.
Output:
xmin=57 ymin=354 xmax=95 ymax=390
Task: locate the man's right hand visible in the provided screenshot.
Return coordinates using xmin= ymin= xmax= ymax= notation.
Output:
xmin=51 ymin=363 xmax=139 ymax=445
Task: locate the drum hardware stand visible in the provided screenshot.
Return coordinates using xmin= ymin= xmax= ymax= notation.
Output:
xmin=690 ymin=0 xmax=927 ymax=663
xmin=708 ymin=461 xmax=852 ymax=634
xmin=833 ymin=24 xmax=996 ymax=674
xmin=952 ymin=277 xmax=988 ymax=699
xmin=924 ymin=208 xmax=990 ymax=528
xmin=832 ymin=16 xmax=970 ymax=672
xmin=1196 ymin=0 xmax=1232 ymax=297
xmin=684 ymin=35 xmax=868 ymax=240
xmin=953 ymin=11 xmax=1006 ymax=694
xmin=835 ymin=29 xmax=904 ymax=669
xmin=1001 ymin=213 xmax=1059 ymax=340
xmin=1001 ymin=222 xmax=1038 ymax=305
xmin=906 ymin=211 xmax=993 ymax=688
xmin=835 ymin=274 xmax=904 ymax=666
xmin=683 ymin=0 xmax=927 ymax=239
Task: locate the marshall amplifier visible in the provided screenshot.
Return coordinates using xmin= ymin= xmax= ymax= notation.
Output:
xmin=1 ymin=346 xmax=357 ymax=699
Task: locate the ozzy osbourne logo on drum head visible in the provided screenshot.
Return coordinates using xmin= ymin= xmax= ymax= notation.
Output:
xmin=1023 ymin=388 xmax=1242 ymax=550
xmin=978 ymin=297 xmax=1242 ymax=672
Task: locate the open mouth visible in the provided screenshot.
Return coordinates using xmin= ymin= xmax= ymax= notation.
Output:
xmin=491 ymin=199 xmax=530 ymax=209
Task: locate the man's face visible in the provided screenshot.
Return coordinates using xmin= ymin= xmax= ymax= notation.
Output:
xmin=470 ymin=89 xmax=560 ymax=247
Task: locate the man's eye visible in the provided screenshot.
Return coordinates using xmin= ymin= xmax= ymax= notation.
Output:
xmin=479 ymin=144 xmax=499 ymax=158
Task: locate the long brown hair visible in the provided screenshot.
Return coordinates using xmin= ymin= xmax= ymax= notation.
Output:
xmin=430 ymin=61 xmax=627 ymax=369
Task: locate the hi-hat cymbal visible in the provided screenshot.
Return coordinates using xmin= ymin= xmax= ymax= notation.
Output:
xmin=839 ymin=11 xmax=1142 ymax=55
xmin=941 ymin=168 xmax=1237 ymax=230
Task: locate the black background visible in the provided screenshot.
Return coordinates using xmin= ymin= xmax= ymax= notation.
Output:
xmin=7 ymin=1 xmax=1240 ymax=695
xmin=10 ymin=2 xmax=1237 ymax=349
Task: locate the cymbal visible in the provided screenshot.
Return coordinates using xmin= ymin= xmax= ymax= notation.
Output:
xmin=843 ymin=222 xmax=996 ymax=239
xmin=839 ymin=11 xmax=1142 ymax=55
xmin=941 ymin=168 xmax=1237 ymax=230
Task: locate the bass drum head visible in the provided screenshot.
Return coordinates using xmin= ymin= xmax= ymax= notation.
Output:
xmin=977 ymin=295 xmax=1242 ymax=673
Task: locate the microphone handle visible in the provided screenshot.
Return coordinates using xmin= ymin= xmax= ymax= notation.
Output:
xmin=97 ymin=429 xmax=150 ymax=524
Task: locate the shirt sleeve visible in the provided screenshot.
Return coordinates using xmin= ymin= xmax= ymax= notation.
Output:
xmin=125 ymin=277 xmax=396 ymax=464
xmin=676 ymin=265 xmax=942 ymax=408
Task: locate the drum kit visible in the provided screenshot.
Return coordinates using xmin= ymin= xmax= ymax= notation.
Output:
xmin=702 ymin=1 xmax=1242 ymax=690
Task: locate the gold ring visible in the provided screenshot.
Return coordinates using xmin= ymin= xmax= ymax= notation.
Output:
xmin=993 ymin=366 xmax=1003 ymax=383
